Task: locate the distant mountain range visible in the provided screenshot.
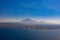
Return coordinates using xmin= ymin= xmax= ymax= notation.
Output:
xmin=20 ymin=18 xmax=47 ymax=25
xmin=0 ymin=18 xmax=59 ymax=25
xmin=0 ymin=18 xmax=60 ymax=29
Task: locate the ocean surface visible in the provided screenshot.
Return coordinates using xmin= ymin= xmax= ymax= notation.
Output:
xmin=0 ymin=28 xmax=60 ymax=40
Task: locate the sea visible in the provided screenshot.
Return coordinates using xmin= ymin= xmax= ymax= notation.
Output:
xmin=0 ymin=28 xmax=60 ymax=40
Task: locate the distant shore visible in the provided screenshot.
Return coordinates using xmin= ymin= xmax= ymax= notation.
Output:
xmin=0 ymin=26 xmax=60 ymax=30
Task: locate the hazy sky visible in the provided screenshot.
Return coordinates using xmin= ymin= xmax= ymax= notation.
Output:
xmin=0 ymin=0 xmax=60 ymax=24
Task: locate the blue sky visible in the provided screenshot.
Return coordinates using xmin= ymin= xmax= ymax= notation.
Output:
xmin=0 ymin=0 xmax=60 ymax=24
xmin=0 ymin=0 xmax=60 ymax=19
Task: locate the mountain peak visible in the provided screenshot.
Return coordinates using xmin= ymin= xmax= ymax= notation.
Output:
xmin=20 ymin=18 xmax=48 ymax=25
xmin=22 ymin=18 xmax=36 ymax=22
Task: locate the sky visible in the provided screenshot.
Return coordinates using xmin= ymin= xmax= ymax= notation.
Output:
xmin=0 ymin=0 xmax=60 ymax=24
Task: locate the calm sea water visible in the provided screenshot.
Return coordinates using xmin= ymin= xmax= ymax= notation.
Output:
xmin=0 ymin=28 xmax=60 ymax=40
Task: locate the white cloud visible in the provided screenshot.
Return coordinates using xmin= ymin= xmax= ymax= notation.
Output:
xmin=0 ymin=19 xmax=21 ymax=23
xmin=31 ymin=18 xmax=60 ymax=24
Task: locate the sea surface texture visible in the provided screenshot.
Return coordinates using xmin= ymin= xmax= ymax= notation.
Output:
xmin=0 ymin=28 xmax=60 ymax=40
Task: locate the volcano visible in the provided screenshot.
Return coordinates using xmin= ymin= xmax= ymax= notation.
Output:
xmin=22 ymin=18 xmax=36 ymax=22
xmin=20 ymin=18 xmax=47 ymax=25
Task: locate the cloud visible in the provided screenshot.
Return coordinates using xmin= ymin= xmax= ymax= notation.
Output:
xmin=31 ymin=18 xmax=60 ymax=24
xmin=45 ymin=20 xmax=60 ymax=24
xmin=0 ymin=19 xmax=21 ymax=23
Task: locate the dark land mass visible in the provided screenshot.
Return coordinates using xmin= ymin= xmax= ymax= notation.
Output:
xmin=0 ymin=23 xmax=60 ymax=30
